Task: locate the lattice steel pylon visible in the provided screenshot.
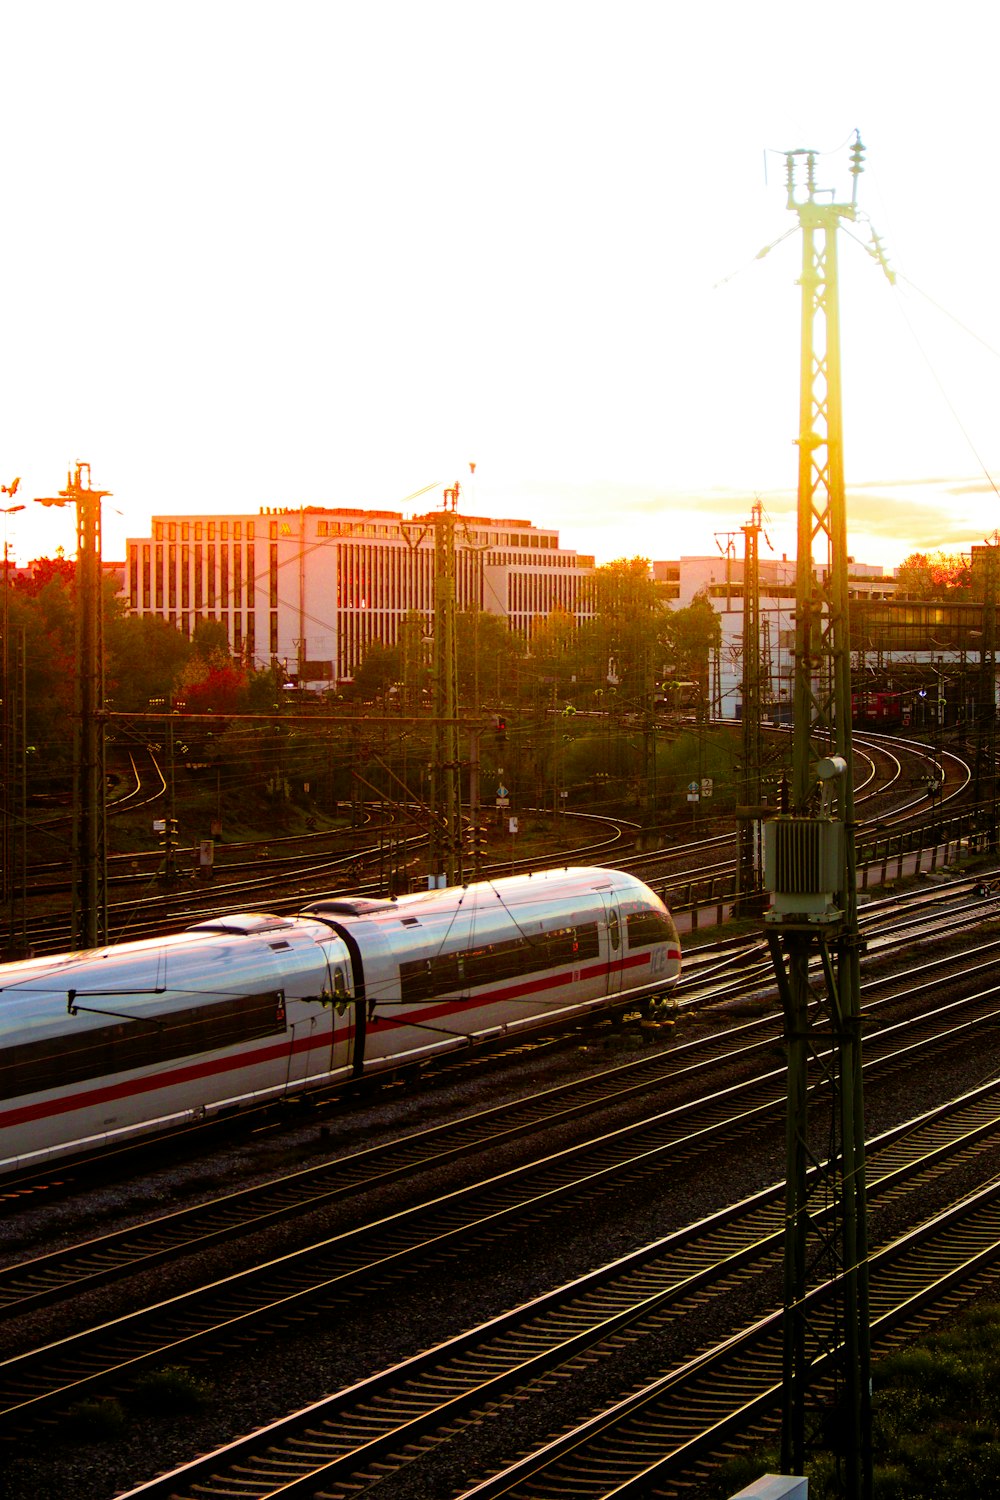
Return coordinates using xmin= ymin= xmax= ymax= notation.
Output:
xmin=763 ymin=136 xmax=881 ymax=1500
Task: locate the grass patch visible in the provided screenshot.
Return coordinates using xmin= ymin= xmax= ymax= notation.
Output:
xmin=704 ymin=1304 xmax=1000 ymax=1498
xmin=58 ymin=1367 xmax=213 ymax=1446
xmin=62 ymin=1396 xmax=129 ymax=1442
xmin=128 ymin=1364 xmax=214 ymax=1416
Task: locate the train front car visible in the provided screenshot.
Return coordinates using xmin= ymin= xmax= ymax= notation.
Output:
xmin=305 ymin=866 xmax=680 ymax=1076
xmin=0 ymin=915 xmax=354 ymax=1176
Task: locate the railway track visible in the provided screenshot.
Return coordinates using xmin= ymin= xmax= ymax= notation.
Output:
xmin=452 ymin=1180 xmax=1000 ymax=1500
xmin=17 ymin=728 xmax=957 ymax=956
xmin=4 ymin=928 xmax=1000 ymax=1438
xmin=110 ymin=1062 xmax=1000 ymax=1498
xmin=15 ymin=811 xmax=637 ymax=956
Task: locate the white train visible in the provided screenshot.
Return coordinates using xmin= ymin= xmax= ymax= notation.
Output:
xmin=0 ymin=867 xmax=680 ymax=1176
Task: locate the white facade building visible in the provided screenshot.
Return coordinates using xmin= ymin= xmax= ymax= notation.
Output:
xmin=667 ymin=555 xmax=897 ymax=721
xmin=126 ymin=505 xmax=594 ymax=685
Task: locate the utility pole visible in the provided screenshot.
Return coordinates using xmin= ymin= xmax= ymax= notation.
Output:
xmin=971 ymin=538 xmax=997 ymax=850
xmin=0 ymin=483 xmax=26 ymax=957
xmin=36 ymin=463 xmax=110 ymax=949
xmin=432 ymin=484 xmax=461 ymax=886
xmin=762 ymin=137 xmax=889 ymax=1500
xmin=735 ymin=500 xmax=767 ymax=912
xmin=714 ymin=531 xmax=737 ymax=612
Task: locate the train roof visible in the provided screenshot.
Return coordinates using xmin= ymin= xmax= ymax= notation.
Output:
xmin=302 ymin=867 xmax=649 ymax=930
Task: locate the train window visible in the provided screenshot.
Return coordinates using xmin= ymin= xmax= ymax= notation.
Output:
xmin=398 ymin=924 xmax=600 ymax=1005
xmin=400 ymin=952 xmax=465 ymax=1002
xmin=0 ymin=992 xmax=288 ymax=1102
xmin=625 ymin=911 xmax=676 ymax=948
xmin=573 ymin=923 xmax=600 ymax=961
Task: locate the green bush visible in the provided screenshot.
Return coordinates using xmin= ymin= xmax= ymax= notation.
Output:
xmin=128 ymin=1364 xmax=213 ymax=1416
xmin=62 ymin=1396 xmax=128 ymax=1441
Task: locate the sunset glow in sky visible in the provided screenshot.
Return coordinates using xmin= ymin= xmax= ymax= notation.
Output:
xmin=3 ymin=2 xmax=1000 ymax=575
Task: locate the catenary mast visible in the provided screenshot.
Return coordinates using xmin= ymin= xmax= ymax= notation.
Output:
xmin=762 ymin=135 xmax=884 ymax=1499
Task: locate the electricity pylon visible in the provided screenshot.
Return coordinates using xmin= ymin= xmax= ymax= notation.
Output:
xmin=762 ymin=136 xmax=889 ymax=1500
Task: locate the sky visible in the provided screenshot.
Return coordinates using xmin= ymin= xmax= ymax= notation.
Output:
xmin=3 ymin=2 xmax=1000 ymax=576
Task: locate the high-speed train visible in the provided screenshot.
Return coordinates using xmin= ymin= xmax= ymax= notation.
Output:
xmin=0 ymin=867 xmax=680 ymax=1176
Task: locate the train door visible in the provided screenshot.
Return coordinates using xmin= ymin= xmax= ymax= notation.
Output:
xmin=282 ymin=949 xmax=355 ymax=1089
xmin=602 ymin=892 xmax=624 ymax=996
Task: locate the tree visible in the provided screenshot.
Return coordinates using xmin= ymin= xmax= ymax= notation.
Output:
xmin=581 ymin=558 xmax=670 ymax=704
xmin=183 ymin=664 xmax=247 ymax=714
xmin=894 ymin=551 xmax=971 ymax=600
xmin=191 ymin=618 xmax=231 ymax=662
xmin=13 ymin=554 xmax=76 ymax=595
xmin=352 ymin=642 xmax=402 ymax=701
xmin=663 ymin=593 xmax=721 ymax=707
xmin=455 ymin=608 xmax=524 ymax=704
xmin=106 ymin=612 xmax=193 ymax=711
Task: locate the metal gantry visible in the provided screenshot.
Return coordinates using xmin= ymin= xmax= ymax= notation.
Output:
xmin=763 ymin=137 xmax=876 ymax=1499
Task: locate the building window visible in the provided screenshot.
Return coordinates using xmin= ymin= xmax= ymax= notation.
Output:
xmin=269 ymin=543 xmax=278 ymax=609
xmin=168 ymin=545 xmax=177 ymax=609
xmin=220 ymin=545 xmax=229 ymax=607
xmin=270 ymin=610 xmax=279 ymax=654
xmin=142 ymin=544 xmax=151 ymax=609
xmin=247 ymin=543 xmax=255 ymax=602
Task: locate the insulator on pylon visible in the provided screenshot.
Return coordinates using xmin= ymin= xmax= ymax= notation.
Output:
xmin=850 ymin=134 xmax=865 ymax=176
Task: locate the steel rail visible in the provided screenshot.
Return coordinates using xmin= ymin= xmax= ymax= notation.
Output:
xmin=3 ymin=963 xmax=1000 ymax=1433
xmin=110 ymin=1077 xmax=1000 ymax=1499
xmin=453 ymin=1179 xmax=1000 ymax=1499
